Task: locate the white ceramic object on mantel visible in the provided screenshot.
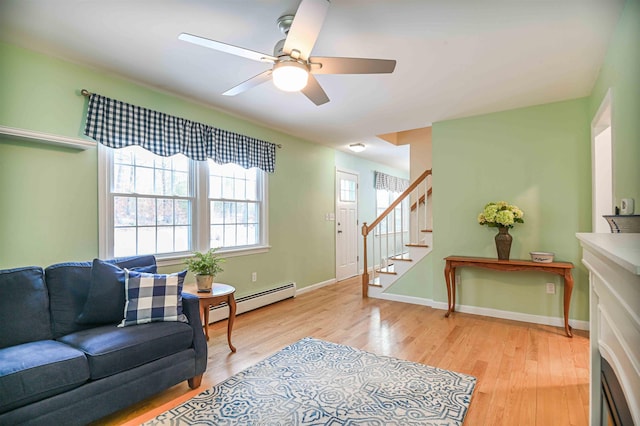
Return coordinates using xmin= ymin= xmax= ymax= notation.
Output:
xmin=530 ymin=252 xmax=554 ymax=263
xmin=621 ymin=198 xmax=635 ymax=215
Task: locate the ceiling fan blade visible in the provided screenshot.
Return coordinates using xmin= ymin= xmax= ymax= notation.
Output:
xmin=301 ymin=75 xmax=330 ymax=106
xmin=309 ymin=57 xmax=397 ymax=75
xmin=283 ymin=0 xmax=330 ymax=61
xmin=223 ymin=70 xmax=273 ymax=96
xmin=179 ymin=33 xmax=277 ymax=63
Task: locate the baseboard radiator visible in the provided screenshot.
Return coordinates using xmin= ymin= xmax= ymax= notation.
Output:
xmin=206 ymin=282 xmax=296 ymax=323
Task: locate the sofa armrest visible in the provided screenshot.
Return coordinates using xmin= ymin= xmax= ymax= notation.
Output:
xmin=182 ymin=293 xmax=207 ymax=376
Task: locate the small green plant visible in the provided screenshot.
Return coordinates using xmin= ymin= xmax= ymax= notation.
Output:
xmin=185 ymin=248 xmax=225 ymax=276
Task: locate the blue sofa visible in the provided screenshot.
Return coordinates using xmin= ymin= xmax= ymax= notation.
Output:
xmin=0 ymin=256 xmax=207 ymax=425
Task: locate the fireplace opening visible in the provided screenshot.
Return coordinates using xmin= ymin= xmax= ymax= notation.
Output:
xmin=601 ymin=356 xmax=633 ymax=426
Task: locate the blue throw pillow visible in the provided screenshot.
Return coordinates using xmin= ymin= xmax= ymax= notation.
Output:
xmin=119 ymin=269 xmax=188 ymax=327
xmin=76 ymin=259 xmax=156 ymax=325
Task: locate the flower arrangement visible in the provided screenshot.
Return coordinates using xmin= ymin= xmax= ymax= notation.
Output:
xmin=478 ymin=201 xmax=524 ymax=228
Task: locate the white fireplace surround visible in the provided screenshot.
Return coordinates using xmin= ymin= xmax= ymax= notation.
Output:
xmin=577 ymin=233 xmax=640 ymax=425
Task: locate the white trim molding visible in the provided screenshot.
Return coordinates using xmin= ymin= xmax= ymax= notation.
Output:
xmin=371 ymin=292 xmax=434 ymax=307
xmin=372 ymin=293 xmax=589 ymax=330
xmin=356 ymin=284 xmax=589 ymax=331
xmin=0 ymin=125 xmax=96 ymax=150
xmin=296 ymin=278 xmax=337 ymax=296
xmin=430 ymin=301 xmax=589 ymax=331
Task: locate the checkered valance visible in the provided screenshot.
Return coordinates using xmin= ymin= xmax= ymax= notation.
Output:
xmin=84 ymin=93 xmax=277 ymax=173
xmin=375 ymin=171 xmax=409 ymax=193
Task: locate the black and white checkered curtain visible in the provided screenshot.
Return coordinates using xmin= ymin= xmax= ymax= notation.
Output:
xmin=375 ymin=171 xmax=409 ymax=193
xmin=84 ymin=94 xmax=276 ymax=172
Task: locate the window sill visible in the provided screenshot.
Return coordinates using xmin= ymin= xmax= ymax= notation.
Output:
xmin=155 ymin=245 xmax=271 ymax=267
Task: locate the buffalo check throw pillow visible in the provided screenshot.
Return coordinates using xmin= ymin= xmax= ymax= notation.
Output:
xmin=119 ymin=269 xmax=188 ymax=327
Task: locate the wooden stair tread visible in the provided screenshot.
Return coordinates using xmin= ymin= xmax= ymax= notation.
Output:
xmin=421 ymin=229 xmax=433 ymax=233
xmin=368 ymin=277 xmax=383 ymax=287
xmin=376 ymin=270 xmax=398 ymax=275
xmin=405 ymin=243 xmax=430 ymax=248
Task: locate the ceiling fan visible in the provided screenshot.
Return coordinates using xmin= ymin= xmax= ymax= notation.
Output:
xmin=178 ymin=0 xmax=396 ymax=106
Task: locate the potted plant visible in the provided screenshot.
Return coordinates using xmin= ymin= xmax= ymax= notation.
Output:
xmin=185 ymin=248 xmax=225 ymax=292
xmin=477 ymin=201 xmax=524 ymax=260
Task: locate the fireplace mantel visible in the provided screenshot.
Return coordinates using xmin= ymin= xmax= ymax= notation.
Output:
xmin=577 ymin=233 xmax=639 ymax=425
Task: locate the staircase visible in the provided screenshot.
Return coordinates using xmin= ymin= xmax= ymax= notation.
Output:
xmin=361 ymin=169 xmax=432 ymax=298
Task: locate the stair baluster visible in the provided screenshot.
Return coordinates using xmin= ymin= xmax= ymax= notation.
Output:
xmin=361 ymin=169 xmax=432 ymax=297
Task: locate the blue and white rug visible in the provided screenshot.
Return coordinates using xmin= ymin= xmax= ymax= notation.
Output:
xmin=145 ymin=337 xmax=476 ymax=425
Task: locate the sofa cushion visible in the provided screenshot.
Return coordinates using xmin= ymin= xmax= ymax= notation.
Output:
xmin=120 ymin=269 xmax=188 ymax=327
xmin=76 ymin=259 xmax=157 ymax=325
xmin=57 ymin=322 xmax=193 ymax=380
xmin=45 ymin=256 xmax=157 ymax=338
xmin=0 ymin=340 xmax=89 ymax=413
xmin=0 ymin=267 xmax=52 ymax=348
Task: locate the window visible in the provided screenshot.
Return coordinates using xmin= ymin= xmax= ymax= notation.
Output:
xmin=208 ymin=161 xmax=261 ymax=249
xmin=376 ymin=189 xmax=408 ymax=235
xmin=99 ymin=145 xmax=268 ymax=262
xmin=340 ymin=178 xmax=357 ymax=202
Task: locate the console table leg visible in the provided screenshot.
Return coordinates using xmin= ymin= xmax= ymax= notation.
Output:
xmin=564 ymin=271 xmax=574 ymax=338
xmin=451 ymin=267 xmax=456 ymax=314
xmin=444 ymin=262 xmax=453 ymax=317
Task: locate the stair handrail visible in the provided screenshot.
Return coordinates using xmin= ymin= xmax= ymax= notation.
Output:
xmin=361 ymin=169 xmax=432 ymax=296
xmin=410 ymin=187 xmax=432 ymax=212
xmin=362 ymin=169 xmax=432 ymax=236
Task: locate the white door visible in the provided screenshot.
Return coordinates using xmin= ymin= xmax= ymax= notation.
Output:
xmin=336 ymin=170 xmax=359 ymax=281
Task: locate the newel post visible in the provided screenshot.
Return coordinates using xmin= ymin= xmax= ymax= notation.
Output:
xmin=361 ymin=222 xmax=369 ymax=298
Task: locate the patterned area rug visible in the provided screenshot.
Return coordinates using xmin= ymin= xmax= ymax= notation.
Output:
xmin=145 ymin=337 xmax=476 ymax=425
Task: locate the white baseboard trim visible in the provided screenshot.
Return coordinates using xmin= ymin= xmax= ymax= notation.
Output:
xmin=430 ymin=301 xmax=589 ymax=331
xmin=300 ymin=279 xmax=590 ymax=331
xmin=208 ymin=282 xmax=296 ymax=323
xmin=369 ymin=292 xmax=434 ymax=307
xmin=296 ymin=278 xmax=337 ymax=295
xmin=371 ymin=295 xmax=589 ymax=331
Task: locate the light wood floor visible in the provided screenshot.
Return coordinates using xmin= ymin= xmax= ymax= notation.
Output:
xmin=99 ymin=276 xmax=590 ymax=425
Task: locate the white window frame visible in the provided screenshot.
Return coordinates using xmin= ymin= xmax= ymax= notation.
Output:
xmin=374 ymin=188 xmax=409 ymax=236
xmin=98 ymin=144 xmax=270 ymax=266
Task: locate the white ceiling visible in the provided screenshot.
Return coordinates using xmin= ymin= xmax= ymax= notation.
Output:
xmin=0 ymin=0 xmax=624 ymax=171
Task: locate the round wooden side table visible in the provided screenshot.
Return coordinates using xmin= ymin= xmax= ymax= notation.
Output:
xmin=188 ymin=283 xmax=236 ymax=352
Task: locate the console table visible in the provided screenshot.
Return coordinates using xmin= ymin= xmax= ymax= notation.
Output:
xmin=443 ymin=256 xmax=575 ymax=337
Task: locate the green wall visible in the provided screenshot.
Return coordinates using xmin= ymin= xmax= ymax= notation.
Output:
xmin=390 ymin=0 xmax=638 ymax=323
xmin=429 ymin=98 xmax=592 ymax=322
xmin=0 ymin=42 xmax=336 ymax=298
xmin=589 ymin=0 xmax=640 ymax=206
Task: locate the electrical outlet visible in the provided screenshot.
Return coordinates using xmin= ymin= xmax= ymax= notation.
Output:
xmin=252 ymin=272 xmax=257 ymax=282
xmin=546 ymin=282 xmax=555 ymax=294
xmin=455 ymin=274 xmax=461 ymax=285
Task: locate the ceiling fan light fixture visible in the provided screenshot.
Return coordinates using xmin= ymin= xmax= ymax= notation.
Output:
xmin=272 ymin=60 xmax=309 ymax=92
xmin=348 ymin=143 xmax=366 ymax=153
